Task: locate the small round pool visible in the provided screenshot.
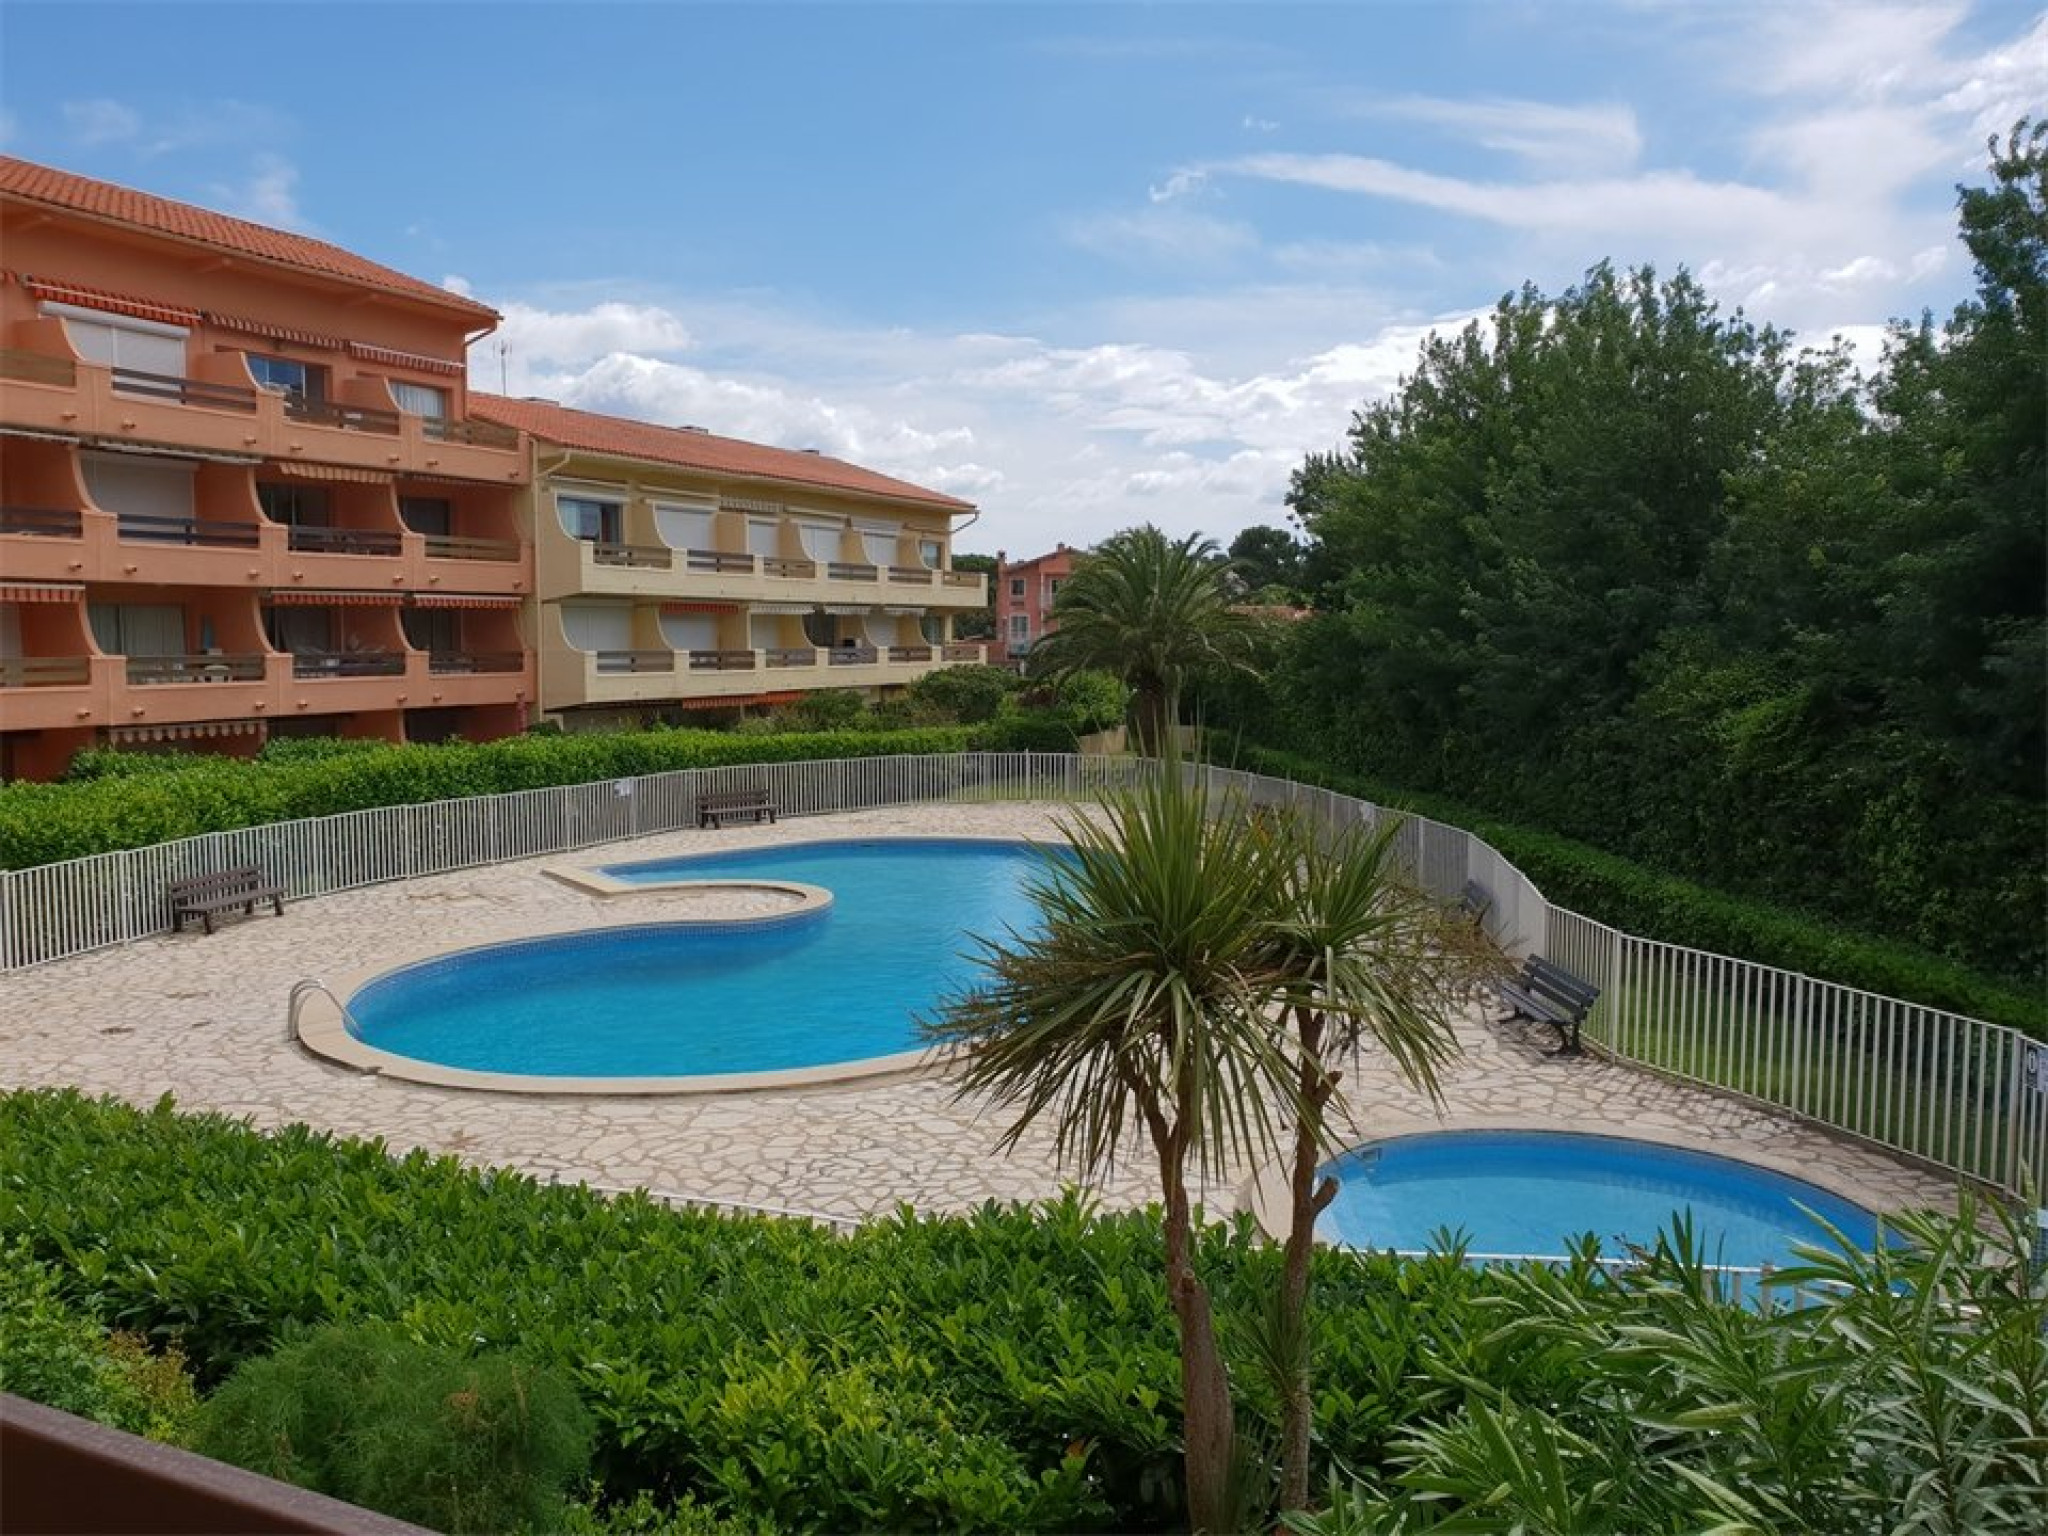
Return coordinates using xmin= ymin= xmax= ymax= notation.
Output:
xmin=339 ymin=838 xmax=1054 ymax=1086
xmin=1318 ymin=1130 xmax=1881 ymax=1271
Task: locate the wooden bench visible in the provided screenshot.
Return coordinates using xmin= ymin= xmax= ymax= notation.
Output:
xmin=1494 ymin=955 xmax=1600 ymax=1056
xmin=1456 ymin=879 xmax=1493 ymax=929
xmin=696 ymin=790 xmax=777 ymax=829
xmin=168 ymin=866 xmax=286 ymax=934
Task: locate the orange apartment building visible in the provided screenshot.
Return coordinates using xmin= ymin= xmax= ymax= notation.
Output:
xmin=0 ymin=157 xmax=533 ymax=780
xmin=471 ymin=395 xmax=985 ymax=730
xmin=993 ymin=543 xmax=1075 ymax=665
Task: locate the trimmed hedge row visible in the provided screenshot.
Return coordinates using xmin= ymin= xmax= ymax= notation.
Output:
xmin=0 ymin=1089 xmax=1526 ymax=1533
xmin=1224 ymin=744 xmax=2046 ymax=1038
xmin=0 ymin=720 xmax=1079 ymax=870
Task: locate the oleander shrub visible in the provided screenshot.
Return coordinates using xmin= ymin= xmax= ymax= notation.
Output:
xmin=1222 ymin=744 xmax=2045 ymax=1037
xmin=0 ymin=1238 xmax=198 ymax=1443
xmin=196 ymin=1320 xmax=593 ymax=1535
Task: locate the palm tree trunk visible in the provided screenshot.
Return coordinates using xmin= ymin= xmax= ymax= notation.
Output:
xmin=1162 ymin=1160 xmax=1236 ymax=1533
xmin=1279 ymin=1007 xmax=1337 ymax=1512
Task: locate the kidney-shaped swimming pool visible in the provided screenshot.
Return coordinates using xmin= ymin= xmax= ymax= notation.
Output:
xmin=341 ymin=838 xmax=1056 ymax=1085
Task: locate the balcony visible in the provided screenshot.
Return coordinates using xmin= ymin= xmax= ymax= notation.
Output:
xmin=540 ymin=534 xmax=987 ymax=611
xmin=0 ymin=348 xmax=523 ymax=482
xmin=1 ymin=505 xmax=88 ymax=582
xmin=117 ymin=513 xmax=262 ymax=548
xmin=543 ymin=641 xmax=963 ymax=709
xmin=290 ymin=650 xmax=406 ymax=681
xmin=126 ymin=653 xmax=267 ymax=686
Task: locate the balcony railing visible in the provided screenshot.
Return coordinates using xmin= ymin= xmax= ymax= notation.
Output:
xmin=594 ymin=649 xmax=674 ymax=674
xmin=292 ymin=651 xmax=406 ymax=680
xmin=941 ymin=571 xmax=981 ymax=589
xmin=686 ymin=649 xmax=757 ymax=673
xmin=421 ymin=416 xmax=519 ymax=450
xmin=285 ymin=525 xmax=403 ymax=557
xmin=762 ymin=557 xmax=818 ymax=579
xmin=889 ymin=565 xmax=936 ymax=582
xmin=827 ymin=644 xmax=880 ymax=666
xmin=0 ymin=506 xmax=84 ymax=538
xmin=116 ymin=513 xmax=262 ymax=548
xmin=764 ymin=647 xmax=818 ymax=668
xmin=110 ymin=367 xmax=257 ymax=413
xmin=591 ymin=541 xmax=673 ymax=570
xmin=423 ymin=533 xmax=521 ymax=563
xmin=685 ymin=549 xmax=756 ymax=574
xmin=942 ymin=643 xmax=987 ymax=663
xmin=284 ymin=397 xmax=401 ymax=435
xmin=427 ymin=650 xmax=525 ymax=675
xmin=888 ymin=645 xmax=935 ymax=663
xmin=0 ymin=348 xmax=76 ymax=387
xmin=0 ymin=656 xmax=91 ymax=687
xmin=827 ymin=562 xmax=880 ymax=582
xmin=126 ymin=654 xmax=267 ymax=686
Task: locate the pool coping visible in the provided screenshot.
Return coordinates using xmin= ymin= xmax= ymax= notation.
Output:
xmin=294 ymin=877 xmax=958 ymax=1095
xmin=1242 ymin=1112 xmax=1911 ymax=1249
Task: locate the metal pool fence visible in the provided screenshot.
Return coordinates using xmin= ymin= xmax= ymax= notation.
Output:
xmin=3 ymin=751 xmax=2042 ymax=1199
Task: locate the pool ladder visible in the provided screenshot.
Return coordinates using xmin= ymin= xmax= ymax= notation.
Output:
xmin=287 ymin=977 xmax=362 ymax=1043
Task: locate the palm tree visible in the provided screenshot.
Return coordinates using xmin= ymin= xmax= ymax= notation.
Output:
xmin=1252 ymin=811 xmax=1487 ymax=1512
xmin=1030 ymin=526 xmax=1254 ymax=754
xmin=924 ymin=762 xmax=1302 ymax=1532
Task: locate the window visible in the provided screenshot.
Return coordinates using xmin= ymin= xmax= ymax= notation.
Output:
xmin=402 ymin=608 xmax=460 ymax=653
xmin=399 ymin=497 xmax=452 ymax=536
xmin=1008 ymin=614 xmax=1030 ymax=641
xmin=653 ymin=501 xmax=715 ymax=551
xmin=258 ymin=483 xmax=332 ymax=528
xmin=45 ymin=303 xmax=187 ymax=377
xmin=920 ymin=615 xmax=944 ymax=645
xmin=557 ymin=494 xmax=623 ymax=543
xmin=1009 ymin=578 xmax=1025 ymax=598
xmin=81 ymin=453 xmax=195 ymax=524
xmin=247 ymin=354 xmax=325 ymax=402
xmin=88 ymin=603 xmax=185 ymax=656
xmin=264 ymin=605 xmax=335 ymax=656
xmin=919 ymin=539 xmax=943 ymax=570
xmin=389 ymin=381 xmax=447 ymax=418
xmin=1047 ymin=578 xmax=1064 ymax=598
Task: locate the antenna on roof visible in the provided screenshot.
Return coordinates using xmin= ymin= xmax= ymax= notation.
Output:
xmin=497 ymin=338 xmax=509 ymax=395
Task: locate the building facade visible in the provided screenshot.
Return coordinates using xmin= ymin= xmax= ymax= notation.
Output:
xmin=992 ymin=544 xmax=1075 ymax=666
xmin=0 ymin=156 xmax=533 ymax=779
xmin=469 ymin=395 xmax=985 ymax=731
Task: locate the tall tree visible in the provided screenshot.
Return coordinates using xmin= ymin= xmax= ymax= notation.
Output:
xmin=1030 ymin=526 xmax=1254 ymax=753
xmin=1226 ymin=524 xmax=1306 ymax=602
xmin=925 ymin=765 xmax=1300 ymax=1531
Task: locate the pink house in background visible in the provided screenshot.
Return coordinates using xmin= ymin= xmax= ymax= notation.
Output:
xmin=993 ymin=543 xmax=1075 ymax=666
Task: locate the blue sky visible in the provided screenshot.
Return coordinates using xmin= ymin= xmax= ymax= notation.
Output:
xmin=2 ymin=2 xmax=2041 ymax=558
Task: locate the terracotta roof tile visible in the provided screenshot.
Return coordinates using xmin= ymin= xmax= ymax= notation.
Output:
xmin=0 ymin=156 xmax=497 ymax=322
xmin=470 ymin=393 xmax=976 ymax=513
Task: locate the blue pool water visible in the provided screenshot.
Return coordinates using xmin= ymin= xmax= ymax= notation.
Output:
xmin=1319 ymin=1130 xmax=1880 ymax=1270
xmin=347 ymin=839 xmax=1054 ymax=1078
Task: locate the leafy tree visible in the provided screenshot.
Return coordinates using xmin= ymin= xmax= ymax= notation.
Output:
xmin=925 ymin=764 xmax=1302 ymax=1531
xmin=949 ymin=552 xmax=998 ymax=641
xmin=1227 ymin=524 xmax=1307 ymax=603
xmin=1030 ymin=525 xmax=1256 ymax=754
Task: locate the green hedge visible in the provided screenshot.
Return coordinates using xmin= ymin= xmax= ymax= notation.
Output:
xmin=0 ymin=1089 xmax=1534 ymax=1533
xmin=0 ymin=724 xmax=1092 ymax=870
xmin=1223 ymin=745 xmax=2045 ymax=1038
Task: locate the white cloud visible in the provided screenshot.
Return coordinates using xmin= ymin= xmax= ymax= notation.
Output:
xmin=62 ymin=98 xmax=142 ymax=145
xmin=207 ymin=154 xmax=307 ymax=232
xmin=1066 ymin=203 xmax=1260 ymax=266
xmin=489 ymin=300 xmax=694 ymax=369
xmin=1367 ymin=95 xmax=1644 ymax=177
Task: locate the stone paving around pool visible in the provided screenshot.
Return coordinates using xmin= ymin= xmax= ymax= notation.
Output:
xmin=1 ymin=803 xmax=1957 ymax=1229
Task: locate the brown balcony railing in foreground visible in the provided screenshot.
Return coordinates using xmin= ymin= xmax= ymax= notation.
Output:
xmin=828 ymin=644 xmax=880 ymax=666
xmin=765 ymin=647 xmax=819 ymax=668
xmin=762 ymin=556 xmax=818 ymax=579
xmin=110 ymin=366 xmax=258 ymax=412
xmin=941 ymin=642 xmax=987 ymax=662
xmin=293 ymin=650 xmax=406 ymax=680
xmin=941 ymin=571 xmax=981 ymax=588
xmin=687 ymin=649 xmax=757 ymax=672
xmin=0 ymin=347 xmax=77 ymax=387
xmin=827 ymin=562 xmax=880 ymax=582
xmin=591 ymin=541 xmax=673 ymax=570
xmin=428 ymin=650 xmax=525 ymax=675
xmin=0 ymin=506 xmax=84 ymax=538
xmin=889 ymin=645 xmax=935 ymax=663
xmin=286 ymin=524 xmax=402 ymax=556
xmin=126 ymin=653 xmax=266 ymax=686
xmin=423 ymin=533 xmax=521 ymax=562
xmin=116 ymin=512 xmax=262 ymax=548
xmin=890 ymin=565 xmax=936 ymax=582
xmin=284 ymin=396 xmax=401 ymax=435
xmin=594 ymin=649 xmax=675 ymax=674
xmin=421 ymin=416 xmax=519 ymax=449
xmin=686 ymin=549 xmax=756 ymax=574
xmin=0 ymin=656 xmax=91 ymax=687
